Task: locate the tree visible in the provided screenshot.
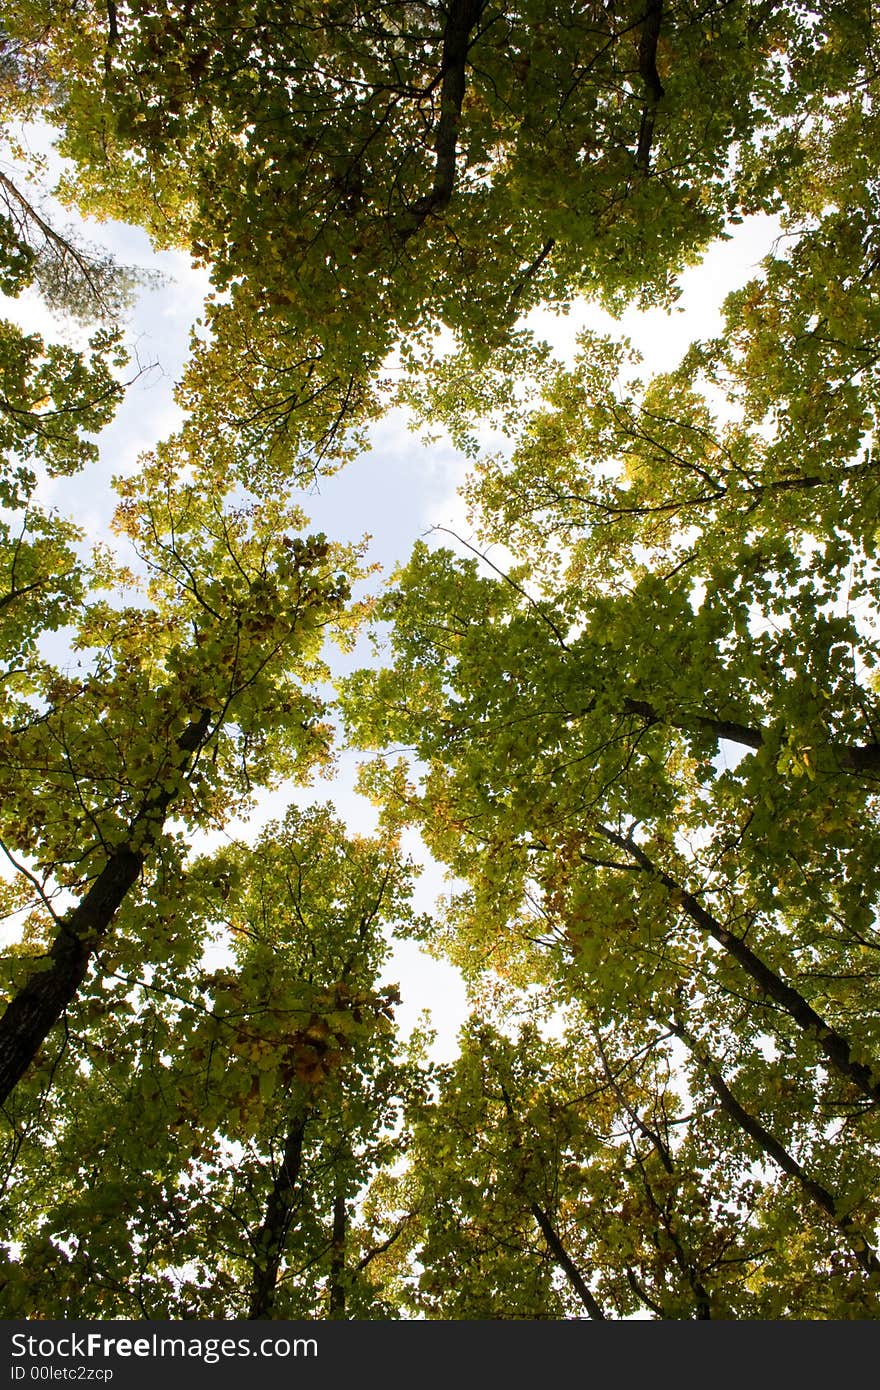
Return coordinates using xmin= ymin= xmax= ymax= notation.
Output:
xmin=0 ymin=440 xmax=367 ymax=1110
xmin=9 ymin=0 xmax=876 ymax=481
xmin=399 ymin=1019 xmax=607 ymax=1320
xmin=0 ymin=155 xmax=127 ymax=607
xmin=341 ymin=183 xmax=880 ymax=1313
xmin=0 ymin=805 xmax=428 ymax=1318
xmin=0 ymin=167 xmax=155 ymax=323
xmin=400 ymin=1007 xmax=880 ymax=1319
xmin=1 ymin=0 xmax=879 ymax=1323
xmin=0 ymin=74 xmax=415 ymax=1319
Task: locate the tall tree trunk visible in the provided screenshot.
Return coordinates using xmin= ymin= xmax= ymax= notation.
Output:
xmin=328 ymin=1189 xmax=347 ymax=1318
xmin=398 ymin=0 xmax=487 ymax=237
xmin=670 ymin=1019 xmax=880 ymax=1279
xmin=528 ymin=1199 xmax=606 ymax=1319
xmin=497 ymin=1077 xmax=605 ymax=1318
xmin=0 ymin=710 xmax=212 ymax=1106
xmin=597 ymin=824 xmax=880 ymax=1103
xmin=248 ymin=1113 xmax=309 ymax=1319
xmin=636 ymin=0 xmax=664 ymax=171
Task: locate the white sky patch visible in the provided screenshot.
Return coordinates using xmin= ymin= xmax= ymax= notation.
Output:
xmin=525 ymin=212 xmax=782 ymax=377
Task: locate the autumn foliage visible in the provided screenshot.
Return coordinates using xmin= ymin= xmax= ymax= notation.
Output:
xmin=0 ymin=0 xmax=878 ymax=1318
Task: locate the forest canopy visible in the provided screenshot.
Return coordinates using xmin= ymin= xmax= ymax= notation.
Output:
xmin=0 ymin=0 xmax=878 ymax=1319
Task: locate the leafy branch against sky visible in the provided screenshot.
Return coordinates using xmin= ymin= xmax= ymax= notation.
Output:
xmin=0 ymin=0 xmax=879 ymax=1319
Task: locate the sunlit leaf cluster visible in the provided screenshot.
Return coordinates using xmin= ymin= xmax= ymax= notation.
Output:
xmin=0 ymin=0 xmax=878 ymax=1320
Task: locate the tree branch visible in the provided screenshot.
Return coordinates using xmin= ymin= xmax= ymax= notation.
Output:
xmin=248 ymin=1112 xmax=310 ymax=1319
xmin=0 ymin=709 xmax=214 ymax=1105
xmin=596 ymin=825 xmax=880 ymax=1105
xmin=397 ymin=0 xmax=488 ymax=239
xmin=619 ymin=696 xmax=880 ymax=775
xmin=635 ymin=0 xmax=664 ymax=173
xmin=496 ymin=1076 xmax=605 ymax=1318
xmin=670 ymin=1018 xmax=880 ymax=1279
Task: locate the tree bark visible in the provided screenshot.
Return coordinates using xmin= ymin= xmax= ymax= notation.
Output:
xmin=528 ymin=1198 xmax=606 ymax=1319
xmin=597 ymin=825 xmax=880 ymax=1104
xmin=670 ymin=1019 xmax=880 ymax=1278
xmin=0 ymin=710 xmax=212 ymax=1106
xmin=620 ymin=696 xmax=880 ymax=774
xmin=328 ymin=1189 xmax=347 ymax=1318
xmin=398 ymin=0 xmax=487 ymax=238
xmin=248 ymin=1113 xmax=309 ymax=1319
xmin=635 ymin=0 xmax=664 ymax=172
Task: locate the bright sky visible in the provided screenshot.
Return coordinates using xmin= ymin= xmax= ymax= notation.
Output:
xmin=1 ymin=127 xmax=782 ymax=1059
